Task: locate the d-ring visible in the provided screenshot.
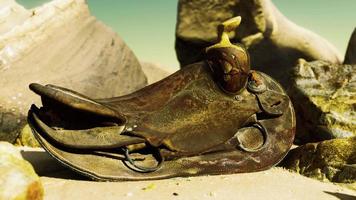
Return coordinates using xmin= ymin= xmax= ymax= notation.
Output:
xmin=236 ymin=122 xmax=269 ymax=153
xmin=247 ymin=80 xmax=267 ymax=93
xmin=247 ymin=72 xmax=267 ymax=94
xmin=122 ymin=147 xmax=164 ymax=173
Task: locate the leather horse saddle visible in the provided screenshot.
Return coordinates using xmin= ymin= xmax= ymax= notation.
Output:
xmin=27 ymin=17 xmax=295 ymax=181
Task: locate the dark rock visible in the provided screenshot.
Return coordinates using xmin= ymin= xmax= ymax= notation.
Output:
xmin=344 ymin=28 xmax=356 ymax=64
xmin=0 ymin=108 xmax=26 ymax=143
xmin=282 ymin=137 xmax=356 ymax=185
xmin=288 ymin=59 xmax=355 ymax=144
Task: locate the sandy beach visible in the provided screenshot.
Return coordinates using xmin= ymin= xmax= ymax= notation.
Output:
xmin=21 ymin=147 xmax=356 ymax=200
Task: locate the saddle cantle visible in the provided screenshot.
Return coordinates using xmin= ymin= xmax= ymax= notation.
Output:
xmin=27 ymin=17 xmax=295 ymax=181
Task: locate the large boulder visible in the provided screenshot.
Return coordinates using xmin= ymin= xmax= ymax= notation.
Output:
xmin=0 ymin=142 xmax=43 ymax=200
xmin=289 ymin=59 xmax=355 ymax=144
xmin=140 ymin=61 xmax=176 ymax=84
xmin=282 ymin=137 xmax=356 ymax=188
xmin=176 ymin=0 xmax=342 ymax=86
xmin=0 ymin=0 xmax=147 ymax=143
xmin=0 ymin=0 xmax=30 ymax=34
xmin=344 ymin=28 xmax=356 ymax=64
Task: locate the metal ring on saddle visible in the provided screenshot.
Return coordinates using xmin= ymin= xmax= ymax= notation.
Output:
xmin=236 ymin=122 xmax=269 ymax=153
xmin=247 ymin=81 xmax=267 ymax=93
xmin=247 ymin=72 xmax=267 ymax=93
xmin=122 ymin=147 xmax=164 ymax=173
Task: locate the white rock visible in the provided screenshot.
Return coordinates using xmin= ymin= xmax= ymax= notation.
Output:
xmin=0 ymin=142 xmax=43 ymax=200
xmin=140 ymin=61 xmax=177 ymax=84
xmin=0 ymin=0 xmax=30 ymax=35
xmin=0 ymin=0 xmax=147 ymax=111
xmin=0 ymin=0 xmax=147 ymax=142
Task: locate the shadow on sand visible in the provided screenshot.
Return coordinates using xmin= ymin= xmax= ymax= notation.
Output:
xmin=21 ymin=150 xmax=88 ymax=181
xmin=324 ymin=191 xmax=356 ymax=200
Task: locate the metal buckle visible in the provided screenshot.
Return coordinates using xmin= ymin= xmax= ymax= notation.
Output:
xmin=122 ymin=147 xmax=164 ymax=173
xmin=236 ymin=122 xmax=268 ymax=152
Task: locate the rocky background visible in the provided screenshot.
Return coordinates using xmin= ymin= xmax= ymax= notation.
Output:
xmin=175 ymin=0 xmax=355 ymax=191
xmin=176 ymin=0 xmax=342 ymax=87
xmin=0 ymin=0 xmax=355 ymax=199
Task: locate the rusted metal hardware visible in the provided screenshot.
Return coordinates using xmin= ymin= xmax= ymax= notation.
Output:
xmin=27 ymin=16 xmax=295 ymax=181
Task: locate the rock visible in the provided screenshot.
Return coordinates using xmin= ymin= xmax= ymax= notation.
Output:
xmin=0 ymin=0 xmax=147 ymax=142
xmin=16 ymin=125 xmax=40 ymax=147
xmin=140 ymin=62 xmax=176 ymax=84
xmin=289 ymin=59 xmax=355 ymax=143
xmin=0 ymin=142 xmax=43 ymax=200
xmin=176 ymin=0 xmax=342 ymax=86
xmin=337 ymin=164 xmax=356 ymax=183
xmin=282 ymin=137 xmax=356 ymax=187
xmin=0 ymin=110 xmax=25 ymax=143
xmin=344 ymin=28 xmax=356 ymax=64
xmin=0 ymin=0 xmax=30 ymax=35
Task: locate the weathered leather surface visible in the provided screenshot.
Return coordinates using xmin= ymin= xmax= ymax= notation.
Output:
xmin=28 ymin=62 xmax=295 ymax=181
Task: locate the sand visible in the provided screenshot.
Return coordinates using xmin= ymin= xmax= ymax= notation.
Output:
xmin=20 ymin=147 xmax=356 ymax=200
